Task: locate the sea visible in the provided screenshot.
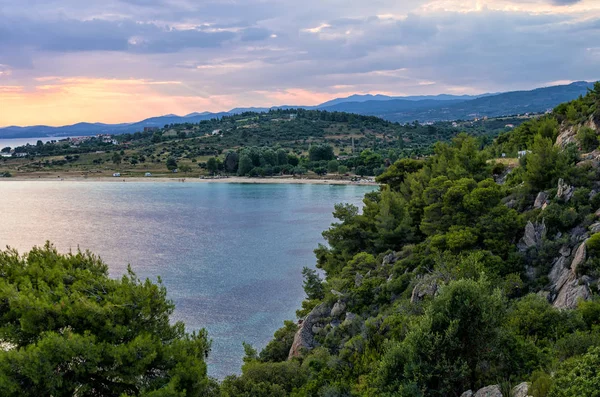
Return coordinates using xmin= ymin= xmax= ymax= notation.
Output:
xmin=0 ymin=181 xmax=374 ymax=378
xmin=0 ymin=137 xmax=67 ymax=149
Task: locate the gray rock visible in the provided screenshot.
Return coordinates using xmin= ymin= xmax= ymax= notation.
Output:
xmin=560 ymin=246 xmax=571 ymax=257
xmin=330 ymin=301 xmax=347 ymax=317
xmin=595 ymin=208 xmax=600 ymax=217
xmin=382 ymin=252 xmax=399 ymax=265
xmin=288 ymin=303 xmax=331 ymax=359
xmin=343 ymin=312 xmax=357 ymax=325
xmin=311 ymin=325 xmax=323 ymax=334
xmin=355 ymin=272 xmax=364 ymax=287
xmin=512 ymin=382 xmax=529 ymax=397
xmin=570 ymin=225 xmax=589 ymax=243
xmin=556 ymin=178 xmax=575 ymax=202
xmin=571 ymin=242 xmax=587 ymax=273
xmin=590 ymin=222 xmax=600 ymax=234
xmin=411 ymin=274 xmax=440 ymax=303
xmin=461 ymin=391 xmax=474 ymax=397
xmin=534 ymin=191 xmax=549 ymax=209
xmin=330 ymin=289 xmax=343 ymax=297
xmin=549 ymin=248 xmax=592 ymax=310
xmin=518 ymin=220 xmax=546 ymax=250
xmin=474 ymin=385 xmax=503 ymax=397
xmin=553 ymin=277 xmax=591 ymax=309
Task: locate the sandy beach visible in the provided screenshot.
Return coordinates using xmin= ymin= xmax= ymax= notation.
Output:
xmin=1 ymin=175 xmax=379 ymax=186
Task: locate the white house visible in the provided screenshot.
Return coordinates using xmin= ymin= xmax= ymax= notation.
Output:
xmin=517 ymin=150 xmax=531 ymax=158
xmin=113 ymin=173 xmax=121 ymax=177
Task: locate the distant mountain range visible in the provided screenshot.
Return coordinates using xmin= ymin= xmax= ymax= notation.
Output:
xmin=0 ymin=81 xmax=595 ymax=139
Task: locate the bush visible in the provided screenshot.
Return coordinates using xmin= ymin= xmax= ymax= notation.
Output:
xmin=577 ymin=127 xmax=598 ymax=152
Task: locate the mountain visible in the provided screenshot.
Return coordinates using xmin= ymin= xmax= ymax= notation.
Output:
xmin=320 ymin=81 xmax=595 ymax=122
xmin=0 ymin=81 xmax=595 ymax=138
xmin=317 ymin=93 xmax=490 ymax=107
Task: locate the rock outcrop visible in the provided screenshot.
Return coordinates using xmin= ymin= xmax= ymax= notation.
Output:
xmin=410 ymin=274 xmax=440 ymax=303
xmin=330 ymin=301 xmax=347 ymax=317
xmin=474 ymin=385 xmax=503 ymax=397
xmin=518 ymin=220 xmax=546 ymax=251
xmin=288 ymin=303 xmax=331 ymax=359
xmin=555 ymin=115 xmax=598 ymax=149
xmin=534 ymin=191 xmax=549 ymax=209
xmin=556 ymin=178 xmax=575 ymax=202
xmin=512 ymin=382 xmax=530 ymax=397
xmin=550 ymin=241 xmax=592 ymax=309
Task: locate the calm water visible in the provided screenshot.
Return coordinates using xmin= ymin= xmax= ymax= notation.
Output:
xmin=0 ymin=181 xmax=373 ymax=378
xmin=0 ymin=137 xmax=67 ymax=149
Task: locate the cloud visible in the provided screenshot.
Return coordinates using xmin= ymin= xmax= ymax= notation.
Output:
xmin=549 ymin=0 xmax=582 ymax=5
xmin=0 ymin=0 xmax=599 ymax=126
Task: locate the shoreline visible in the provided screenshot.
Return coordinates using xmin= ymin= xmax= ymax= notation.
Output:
xmin=0 ymin=175 xmax=379 ymax=186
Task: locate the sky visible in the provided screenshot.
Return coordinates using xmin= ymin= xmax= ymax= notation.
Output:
xmin=0 ymin=0 xmax=599 ymax=127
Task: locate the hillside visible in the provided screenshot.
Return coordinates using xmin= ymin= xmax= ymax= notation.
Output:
xmin=216 ymin=83 xmax=600 ymax=396
xmin=0 ymin=109 xmax=532 ymax=179
xmin=0 ymin=81 xmax=593 ymax=139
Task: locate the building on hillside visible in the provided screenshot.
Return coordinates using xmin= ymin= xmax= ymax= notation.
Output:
xmin=518 ymin=150 xmax=531 ymax=158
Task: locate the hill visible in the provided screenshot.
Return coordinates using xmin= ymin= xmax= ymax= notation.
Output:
xmin=0 ymin=81 xmax=594 ymax=139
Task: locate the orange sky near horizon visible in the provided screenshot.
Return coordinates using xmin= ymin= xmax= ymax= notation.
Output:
xmin=0 ymin=78 xmax=365 ymax=127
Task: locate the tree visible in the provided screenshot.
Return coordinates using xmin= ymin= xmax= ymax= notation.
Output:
xmin=549 ymin=346 xmax=600 ymax=397
xmin=224 ymin=151 xmax=239 ymax=173
xmin=166 ymin=157 xmax=178 ymax=171
xmin=238 ymin=154 xmax=253 ymax=176
xmin=577 ymin=126 xmax=598 ymax=152
xmin=308 ymin=144 xmax=335 ymax=162
xmin=207 ymin=157 xmax=218 ymax=174
xmin=327 ymin=160 xmax=339 ymax=173
xmin=276 ymin=149 xmax=288 ymax=166
xmin=180 ymin=164 xmax=192 ymax=174
xmin=338 ymin=165 xmax=349 ymax=174
xmin=0 ymin=244 xmax=216 ymax=397
xmin=287 ymin=154 xmax=299 ymax=167
xmin=1 ymin=147 xmax=10 ymax=153
xmin=523 ymin=134 xmax=562 ymax=191
xmin=302 ymin=267 xmax=324 ymax=300
xmin=355 ymin=165 xmax=370 ymax=177
xmin=112 ymin=152 xmax=122 ymax=165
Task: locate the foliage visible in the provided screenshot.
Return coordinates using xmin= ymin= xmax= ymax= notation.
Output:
xmin=0 ymin=244 xmax=215 ymax=397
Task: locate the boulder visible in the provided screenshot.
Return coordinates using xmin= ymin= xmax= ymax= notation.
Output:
xmin=571 ymin=242 xmax=587 ymax=274
xmin=343 ymin=312 xmax=357 ymax=325
xmin=534 ymin=191 xmax=549 ymax=209
xmin=382 ymin=252 xmax=400 ymax=265
xmin=518 ymin=220 xmax=546 ymax=250
xmin=590 ymin=222 xmax=600 ymax=234
xmin=355 ymin=272 xmax=364 ymax=287
xmin=474 ymin=385 xmax=503 ymax=397
xmin=410 ymin=274 xmax=440 ymax=303
xmin=288 ymin=303 xmax=331 ymax=359
xmin=570 ymin=225 xmax=589 ymax=243
xmin=512 ymin=382 xmax=529 ymax=397
xmin=553 ymin=277 xmax=591 ymax=309
xmin=331 ymin=301 xmax=347 ymax=317
xmin=595 ymin=208 xmax=600 ymax=217
xmin=461 ymin=391 xmax=474 ymax=397
xmin=556 ymin=178 xmax=575 ymax=202
xmin=559 ymin=246 xmax=571 ymax=257
xmin=549 ymin=244 xmax=591 ymax=309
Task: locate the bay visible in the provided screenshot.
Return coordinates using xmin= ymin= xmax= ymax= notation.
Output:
xmin=0 ymin=136 xmax=68 ymax=149
xmin=0 ymin=181 xmax=373 ymax=378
